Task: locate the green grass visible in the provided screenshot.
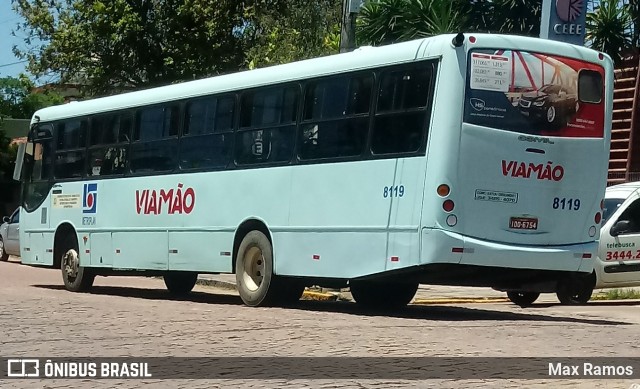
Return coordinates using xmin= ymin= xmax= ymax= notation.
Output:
xmin=591 ymin=288 xmax=640 ymax=300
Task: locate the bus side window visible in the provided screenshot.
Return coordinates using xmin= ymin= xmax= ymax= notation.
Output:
xmin=236 ymin=86 xmax=297 ymax=165
xmin=88 ymin=113 xmax=130 ymax=177
xmin=131 ymin=105 xmax=179 ymax=173
xmin=180 ymin=95 xmax=234 ymax=170
xmin=54 ymin=119 xmax=87 ymax=179
xmin=299 ymin=74 xmax=371 ymax=160
xmin=372 ymin=66 xmax=433 ymax=155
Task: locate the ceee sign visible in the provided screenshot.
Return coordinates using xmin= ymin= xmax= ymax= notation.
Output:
xmin=540 ymin=0 xmax=587 ymax=45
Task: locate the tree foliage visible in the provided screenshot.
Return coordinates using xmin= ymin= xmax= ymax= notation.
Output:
xmin=12 ymin=0 xmax=342 ymax=95
xmin=12 ymin=0 xmax=246 ymax=96
xmin=240 ymin=0 xmax=342 ymax=69
xmin=586 ymin=0 xmax=633 ymax=64
xmin=0 ymin=76 xmax=63 ymax=181
xmin=357 ymin=0 xmax=542 ymax=45
xmin=0 ymin=76 xmax=64 ymax=119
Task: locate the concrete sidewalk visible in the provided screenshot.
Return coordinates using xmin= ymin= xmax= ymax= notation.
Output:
xmin=196 ymin=273 xmax=556 ymax=304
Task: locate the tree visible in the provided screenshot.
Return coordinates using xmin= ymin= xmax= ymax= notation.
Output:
xmin=586 ymin=0 xmax=632 ymax=64
xmin=356 ymin=0 xmax=541 ymax=46
xmin=0 ymin=76 xmax=63 ymax=183
xmin=12 ymin=0 xmax=246 ymax=96
xmin=0 ymin=76 xmax=64 ymax=119
xmin=357 ymin=0 xmax=467 ymax=46
xmin=238 ymin=0 xmax=342 ymax=69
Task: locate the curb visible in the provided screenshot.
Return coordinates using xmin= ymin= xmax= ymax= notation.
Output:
xmin=196 ymin=278 xmax=338 ymax=301
xmin=412 ymin=297 xmax=510 ymax=305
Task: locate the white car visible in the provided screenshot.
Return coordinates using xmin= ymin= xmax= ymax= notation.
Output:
xmin=507 ymin=182 xmax=640 ymax=306
xmin=0 ymin=207 xmax=20 ymax=261
xmin=594 ymin=182 xmax=640 ymax=294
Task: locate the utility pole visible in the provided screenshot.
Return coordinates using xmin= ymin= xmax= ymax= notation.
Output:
xmin=339 ymin=0 xmax=362 ymax=53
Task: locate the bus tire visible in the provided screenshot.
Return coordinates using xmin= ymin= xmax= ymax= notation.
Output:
xmin=235 ymin=230 xmax=279 ymax=307
xmin=350 ymin=281 xmax=418 ymax=309
xmin=0 ymin=237 xmax=8 ymax=261
xmin=556 ymin=273 xmax=595 ymax=305
xmin=506 ymin=291 xmax=539 ymax=307
xmin=60 ymin=235 xmax=94 ymax=292
xmin=164 ymin=272 xmax=198 ymax=296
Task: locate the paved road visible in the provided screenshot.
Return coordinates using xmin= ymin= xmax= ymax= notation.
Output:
xmin=1 ymin=258 xmax=639 ymax=388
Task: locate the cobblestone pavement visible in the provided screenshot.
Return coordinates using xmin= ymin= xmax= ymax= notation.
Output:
xmin=1 ymin=257 xmax=639 ymax=389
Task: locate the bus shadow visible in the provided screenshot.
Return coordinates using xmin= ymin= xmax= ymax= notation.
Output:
xmin=287 ymin=300 xmax=631 ymax=325
xmin=32 ymin=284 xmax=631 ymax=325
xmin=32 ymin=284 xmax=242 ymax=306
xmin=527 ymin=300 xmax=640 ymax=308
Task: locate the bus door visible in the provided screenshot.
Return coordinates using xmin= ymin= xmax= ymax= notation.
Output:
xmin=20 ymin=124 xmax=54 ymax=266
xmin=386 ymin=157 xmax=427 ymax=271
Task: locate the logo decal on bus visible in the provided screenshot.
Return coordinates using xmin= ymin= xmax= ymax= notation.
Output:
xmin=83 ymin=183 xmax=98 ymax=214
xmin=136 ymin=183 xmax=195 ymax=215
xmin=501 ymin=160 xmax=564 ymax=181
xmin=517 ymin=135 xmax=555 ymax=144
xmin=470 ymin=98 xmax=486 ymax=111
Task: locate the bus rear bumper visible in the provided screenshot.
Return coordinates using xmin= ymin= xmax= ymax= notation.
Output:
xmin=422 ymin=228 xmax=596 ymax=273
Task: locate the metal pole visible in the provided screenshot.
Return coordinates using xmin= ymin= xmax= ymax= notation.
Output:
xmin=339 ymin=0 xmax=357 ymax=53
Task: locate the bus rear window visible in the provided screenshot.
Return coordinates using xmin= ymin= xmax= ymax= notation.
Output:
xmin=464 ymin=49 xmax=605 ymax=138
xmin=578 ymin=70 xmax=603 ymax=103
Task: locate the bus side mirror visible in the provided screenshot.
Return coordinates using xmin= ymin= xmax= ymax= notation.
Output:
xmin=13 ymin=142 xmax=26 ymax=181
xmin=610 ymin=220 xmax=631 ymax=237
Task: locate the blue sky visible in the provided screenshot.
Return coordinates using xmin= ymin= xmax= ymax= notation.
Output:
xmin=0 ymin=1 xmax=28 ymax=78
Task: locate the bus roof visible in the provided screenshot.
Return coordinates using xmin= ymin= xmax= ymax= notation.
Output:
xmin=31 ymin=33 xmax=607 ymax=123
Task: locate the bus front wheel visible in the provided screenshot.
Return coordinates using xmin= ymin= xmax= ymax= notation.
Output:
xmin=350 ymin=281 xmax=418 ymax=309
xmin=60 ymin=235 xmax=94 ymax=292
xmin=164 ymin=272 xmax=198 ymax=296
xmin=235 ymin=230 xmax=280 ymax=307
xmin=506 ymin=291 xmax=539 ymax=307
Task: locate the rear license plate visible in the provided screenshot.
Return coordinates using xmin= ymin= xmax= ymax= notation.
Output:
xmin=509 ymin=217 xmax=538 ymax=230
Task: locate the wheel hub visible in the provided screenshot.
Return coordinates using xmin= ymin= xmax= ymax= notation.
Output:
xmin=242 ymin=246 xmax=265 ymax=292
xmin=63 ymin=249 xmax=79 ymax=279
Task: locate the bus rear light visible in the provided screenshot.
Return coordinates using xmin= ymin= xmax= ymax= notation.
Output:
xmin=589 ymin=226 xmax=596 ymax=237
xmin=469 ymin=36 xmax=476 ymax=44
xmin=443 ymin=200 xmax=455 ymax=212
xmin=437 ymin=184 xmax=450 ymax=197
xmin=446 ymin=214 xmax=457 ymax=226
xmin=452 ymin=247 xmax=464 ymax=253
xmin=390 ymin=256 xmax=399 ymax=262
xmin=594 ymin=212 xmax=601 ymax=224
xmin=598 ymin=53 xmax=604 ymax=60
xmin=582 ymin=253 xmax=592 ymax=259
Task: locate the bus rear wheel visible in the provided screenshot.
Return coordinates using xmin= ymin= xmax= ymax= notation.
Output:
xmin=164 ymin=272 xmax=198 ymax=296
xmin=60 ymin=235 xmax=94 ymax=292
xmin=235 ymin=230 xmax=280 ymax=307
xmin=350 ymin=281 xmax=418 ymax=309
xmin=556 ymin=273 xmax=595 ymax=305
xmin=507 ymin=291 xmax=539 ymax=307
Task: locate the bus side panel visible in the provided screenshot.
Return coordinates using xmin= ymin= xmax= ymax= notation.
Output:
xmin=386 ymin=157 xmax=428 ymax=271
xmin=112 ymin=232 xmax=168 ymax=270
xmin=168 ymin=231 xmax=232 ymax=272
xmin=30 ymin=233 xmax=48 ymax=266
xmin=272 ymin=232 xmax=388 ymax=278
xmin=278 ymin=160 xmax=396 ymax=278
xmin=89 ymin=232 xmax=113 ymax=267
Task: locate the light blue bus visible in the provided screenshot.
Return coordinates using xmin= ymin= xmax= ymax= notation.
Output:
xmin=14 ymin=33 xmax=613 ymax=307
